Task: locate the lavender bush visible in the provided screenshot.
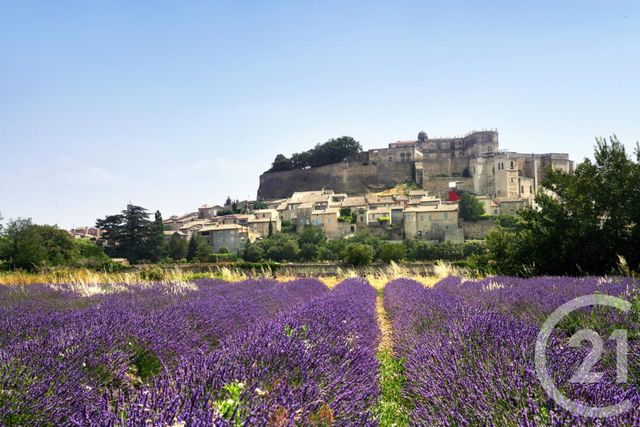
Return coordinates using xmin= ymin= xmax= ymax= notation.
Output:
xmin=385 ymin=277 xmax=640 ymax=426
xmin=106 ymin=277 xmax=380 ymax=426
xmin=0 ymin=278 xmax=328 ymax=425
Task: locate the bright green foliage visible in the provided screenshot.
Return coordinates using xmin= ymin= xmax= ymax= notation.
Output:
xmin=298 ymin=226 xmax=327 ymax=247
xmin=483 ymin=136 xmax=640 ymax=276
xmin=344 ymin=243 xmax=374 ymax=266
xmin=0 ymin=219 xmax=78 ymax=271
xmin=214 ymin=381 xmax=246 ymax=427
xmin=242 ymin=243 xmax=265 ymax=262
xmin=166 ymin=234 xmax=188 ymax=260
xmin=375 ymin=350 xmax=411 ymax=426
xmin=268 ymin=136 xmax=363 ymax=172
xmin=458 ymin=193 xmax=485 ymax=222
xmin=378 ymin=243 xmax=406 ymax=263
xmin=406 ymin=240 xmax=486 ymax=261
xmin=187 ymin=235 xmax=211 ymax=263
xmin=377 ymin=216 xmax=391 ymax=224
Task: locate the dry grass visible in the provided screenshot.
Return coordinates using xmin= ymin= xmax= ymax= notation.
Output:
xmin=0 ymin=261 xmax=464 ymax=289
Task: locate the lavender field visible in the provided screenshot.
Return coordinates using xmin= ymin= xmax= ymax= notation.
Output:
xmin=1 ymin=275 xmax=640 ymax=426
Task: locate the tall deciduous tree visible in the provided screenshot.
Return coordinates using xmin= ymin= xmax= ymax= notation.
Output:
xmin=0 ymin=219 xmax=77 ymax=271
xmin=485 ymin=136 xmax=640 ymax=276
xmin=458 ymin=193 xmax=485 ymax=222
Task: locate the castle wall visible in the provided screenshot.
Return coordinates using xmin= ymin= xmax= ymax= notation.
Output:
xmin=422 ymin=177 xmax=474 ymax=198
xmin=420 ymin=158 xmax=470 ymax=177
xmin=257 ymin=161 xmax=415 ymax=200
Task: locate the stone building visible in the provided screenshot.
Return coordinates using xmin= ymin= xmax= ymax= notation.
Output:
xmin=258 ymin=128 xmax=574 ymax=204
xmin=403 ymin=204 xmax=460 ymax=241
xmin=247 ymin=209 xmax=281 ymax=238
xmin=197 ymin=224 xmax=258 ymax=254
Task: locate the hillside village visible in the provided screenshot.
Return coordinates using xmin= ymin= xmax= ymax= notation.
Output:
xmin=152 ymin=128 xmax=575 ymax=255
xmin=157 ymin=188 xmax=519 ymax=255
xmin=69 ymin=128 xmax=575 ymax=256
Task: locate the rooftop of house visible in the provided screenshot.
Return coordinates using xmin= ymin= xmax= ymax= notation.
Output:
xmin=164 ymin=230 xmax=187 ymax=236
xmin=179 ymin=220 xmax=212 ymax=230
xmin=254 ymin=209 xmax=279 ymax=215
xmin=494 ymin=197 xmax=527 ymax=205
xmin=366 ymin=195 xmax=395 ymax=204
xmin=311 ymin=207 xmax=340 ymax=215
xmin=247 ymin=217 xmax=275 ymax=223
xmin=289 ymin=190 xmax=334 ymax=204
xmin=341 ymin=196 xmax=368 ymax=207
xmin=404 ymin=204 xmax=459 ymax=213
xmin=199 ymin=224 xmax=250 ymax=232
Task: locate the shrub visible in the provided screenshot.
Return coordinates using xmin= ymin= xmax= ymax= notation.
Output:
xmin=378 ymin=243 xmax=406 ymax=263
xmin=458 ymin=193 xmax=485 ymax=222
xmin=343 ymin=243 xmax=374 ymax=266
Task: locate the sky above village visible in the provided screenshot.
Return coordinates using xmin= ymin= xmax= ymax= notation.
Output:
xmin=1 ymin=0 xmax=639 ymax=228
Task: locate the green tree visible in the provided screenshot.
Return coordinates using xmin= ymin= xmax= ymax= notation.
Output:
xmin=458 ymin=193 xmax=485 ymax=222
xmin=187 ymin=235 xmax=211 ymax=263
xmin=297 ymin=226 xmax=327 ymax=246
xmin=299 ymin=243 xmax=319 ymax=261
xmin=243 ymin=242 xmax=265 ymax=262
xmin=257 ymin=233 xmax=299 ymax=261
xmin=166 ymin=234 xmax=188 ymax=260
xmin=0 ymin=219 xmax=77 ymax=271
xmin=269 ymin=154 xmax=293 ymax=172
xmin=147 ymin=210 xmax=165 ymax=262
xmin=73 ymin=238 xmax=112 ymax=269
xmin=486 ymin=136 xmax=640 ymax=276
xmin=267 ymin=136 xmax=363 ymax=172
xmin=378 ymin=243 xmax=406 ymax=263
xmin=343 ymin=243 xmax=374 ymax=266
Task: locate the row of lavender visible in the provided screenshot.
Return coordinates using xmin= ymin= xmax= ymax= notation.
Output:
xmin=0 ymin=278 xmax=379 ymax=425
xmin=111 ymin=278 xmax=379 ymax=425
xmin=385 ymin=276 xmax=640 ymax=426
xmin=0 ymin=279 xmax=326 ymax=424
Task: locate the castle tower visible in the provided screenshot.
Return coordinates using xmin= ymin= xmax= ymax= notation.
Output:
xmin=417 ymin=131 xmax=428 ymax=143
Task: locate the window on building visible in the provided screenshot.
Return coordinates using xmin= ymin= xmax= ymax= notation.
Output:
xmin=389 ymin=156 xmax=392 ymax=161
xmin=521 ymin=186 xmax=524 ymax=193
xmin=510 ymin=161 xmax=514 ymax=169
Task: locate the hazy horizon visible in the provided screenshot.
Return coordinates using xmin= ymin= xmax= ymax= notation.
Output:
xmin=1 ymin=1 xmax=638 ymax=229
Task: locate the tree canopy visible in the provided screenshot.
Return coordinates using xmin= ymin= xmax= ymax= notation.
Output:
xmin=267 ymin=136 xmax=363 ymax=172
xmin=96 ymin=204 xmax=165 ymax=264
xmin=482 ymin=136 xmax=640 ymax=276
xmin=0 ymin=218 xmax=111 ymax=271
xmin=458 ymin=193 xmax=485 ymax=222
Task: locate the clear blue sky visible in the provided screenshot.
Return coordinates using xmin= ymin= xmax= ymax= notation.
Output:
xmin=1 ymin=0 xmax=638 ymax=229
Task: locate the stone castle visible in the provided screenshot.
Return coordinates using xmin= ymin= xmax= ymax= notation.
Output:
xmin=258 ymin=129 xmax=574 ymax=203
